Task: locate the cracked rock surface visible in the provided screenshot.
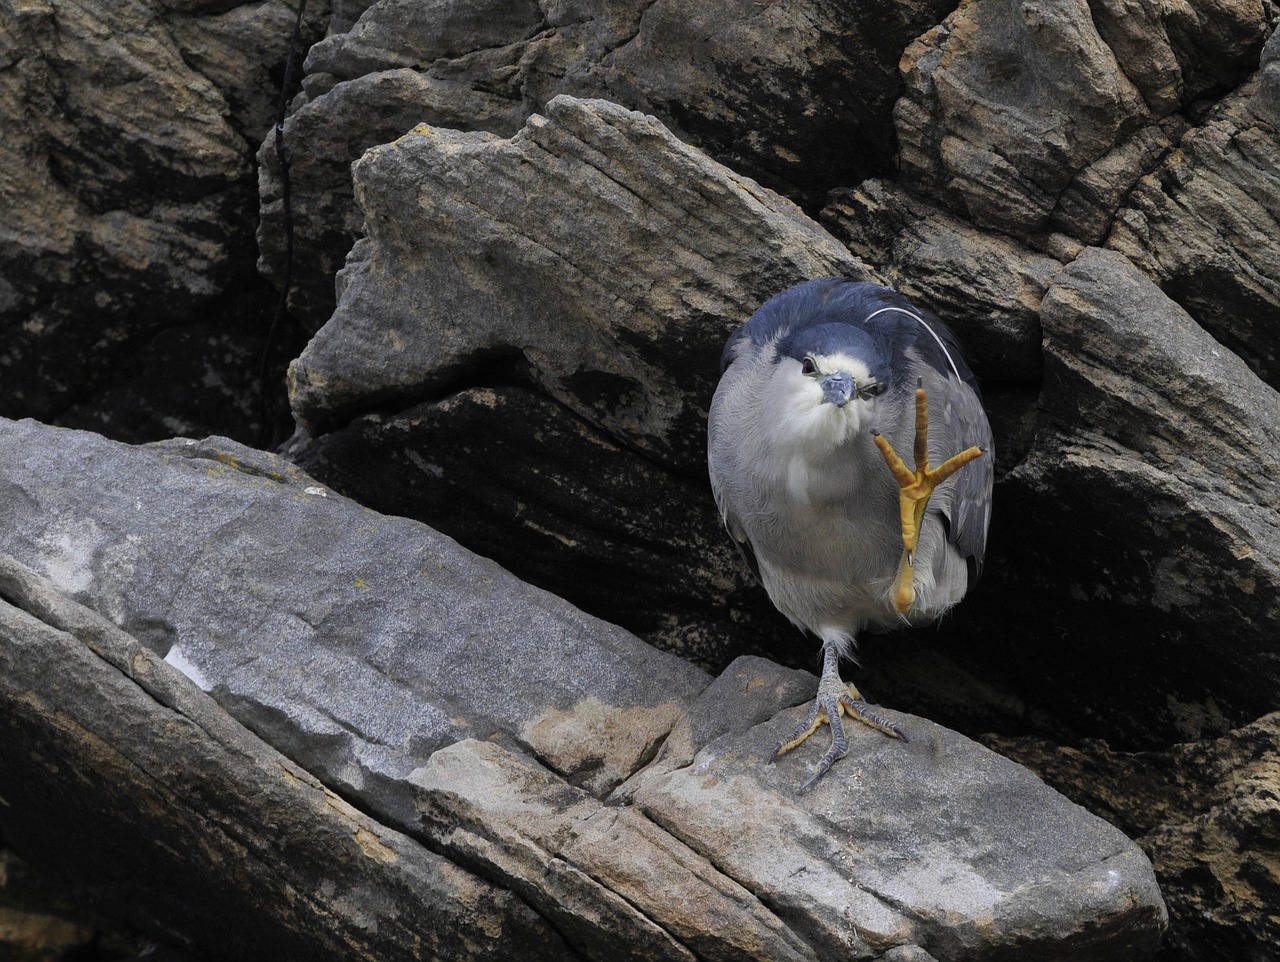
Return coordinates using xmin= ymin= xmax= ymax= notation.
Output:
xmin=0 ymin=417 xmax=1166 ymax=961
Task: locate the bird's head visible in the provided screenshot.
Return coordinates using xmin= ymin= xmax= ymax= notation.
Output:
xmin=770 ymin=322 xmax=889 ymax=447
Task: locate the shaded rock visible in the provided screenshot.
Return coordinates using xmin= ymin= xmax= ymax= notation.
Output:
xmin=1107 ymin=32 xmax=1280 ymax=389
xmin=0 ymin=0 xmax=326 ymax=444
xmin=981 ymin=247 xmax=1280 ymax=746
xmin=258 ymin=0 xmax=954 ymax=328
xmin=0 ymin=417 xmax=1168 ymax=960
xmin=0 ymin=555 xmax=567 ymax=962
xmin=284 ymin=97 xmax=870 ymax=666
xmin=287 ymin=386 xmax=784 ymax=668
xmin=987 ymin=713 xmax=1280 ymax=961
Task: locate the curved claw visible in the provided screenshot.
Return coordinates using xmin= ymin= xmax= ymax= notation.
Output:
xmin=772 ymin=662 xmax=907 ymax=791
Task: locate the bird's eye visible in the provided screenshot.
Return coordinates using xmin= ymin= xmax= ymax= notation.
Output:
xmin=859 ymin=382 xmax=885 ymax=399
xmin=800 ymin=357 xmax=818 ymax=375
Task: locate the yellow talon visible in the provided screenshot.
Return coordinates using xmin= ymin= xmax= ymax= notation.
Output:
xmin=873 ymin=385 xmax=985 ymax=614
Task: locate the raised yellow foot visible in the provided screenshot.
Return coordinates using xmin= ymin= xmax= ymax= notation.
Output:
xmin=872 ymin=381 xmax=985 ymax=614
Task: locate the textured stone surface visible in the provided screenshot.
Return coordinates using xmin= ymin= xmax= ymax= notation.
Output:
xmin=987 ymin=247 xmax=1280 ymax=745
xmin=288 ymin=96 xmax=865 ymax=467
xmin=623 ymin=677 xmax=1166 ymax=962
xmin=987 ymin=713 xmax=1280 ymax=962
xmin=0 ymin=419 xmax=704 ymax=803
xmin=287 ymin=386 xmax=781 ymax=667
xmin=894 ymin=0 xmax=1267 ymax=241
xmin=0 ymin=0 xmax=326 ymax=444
xmin=1108 ymin=30 xmax=1280 ymax=389
xmin=257 ymin=0 xmax=954 ymax=327
xmin=0 ymin=555 xmax=565 ymax=962
xmin=0 ymin=417 xmax=1168 ymax=960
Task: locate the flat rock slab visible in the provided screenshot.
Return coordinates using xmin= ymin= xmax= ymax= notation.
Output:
xmin=0 ymin=417 xmax=1167 ymax=959
xmin=0 ymin=417 xmax=705 ymax=806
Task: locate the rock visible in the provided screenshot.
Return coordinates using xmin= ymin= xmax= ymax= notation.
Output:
xmin=983 ymin=247 xmax=1280 ymax=746
xmin=1107 ymin=31 xmax=1280 ymax=389
xmin=288 ymin=95 xmax=866 ymax=465
xmin=625 ymin=696 xmax=1167 ymax=962
xmin=257 ymin=0 xmax=955 ymax=328
xmin=286 ymin=386 xmax=783 ymax=668
xmin=0 ymin=418 xmax=704 ymax=803
xmin=986 ymin=713 xmax=1280 ymax=960
xmin=0 ymin=416 xmax=1169 ymax=960
xmin=0 ymin=0 xmax=328 ymax=445
xmin=894 ymin=0 xmax=1267 ymax=242
xmin=0 ymin=554 xmax=567 ymax=962
xmin=895 ymin=0 xmax=1151 ymax=237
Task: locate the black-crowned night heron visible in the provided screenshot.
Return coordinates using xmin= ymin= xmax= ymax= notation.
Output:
xmin=708 ymin=278 xmax=993 ymax=788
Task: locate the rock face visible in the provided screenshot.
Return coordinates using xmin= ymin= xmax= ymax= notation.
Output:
xmin=0 ymin=551 xmax=565 ymax=962
xmin=286 ymin=95 xmax=867 ymax=664
xmin=257 ymin=0 xmax=957 ymax=328
xmin=0 ymin=0 xmax=327 ymax=443
xmin=0 ymin=417 xmax=1167 ymax=961
xmin=2 ymin=0 xmax=1278 ymax=958
xmin=250 ymin=3 xmax=1277 ymax=959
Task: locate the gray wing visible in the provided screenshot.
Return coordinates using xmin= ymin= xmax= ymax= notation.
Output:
xmin=938 ymin=380 xmax=994 ymax=579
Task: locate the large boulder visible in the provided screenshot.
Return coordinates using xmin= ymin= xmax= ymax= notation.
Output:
xmin=257 ymin=0 xmax=956 ymax=328
xmin=0 ymin=416 xmax=1167 ymax=961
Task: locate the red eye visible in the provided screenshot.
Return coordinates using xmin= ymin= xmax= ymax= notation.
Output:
xmin=801 ymin=357 xmax=817 ymax=375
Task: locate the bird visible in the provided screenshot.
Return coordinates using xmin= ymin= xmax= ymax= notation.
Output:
xmin=707 ymin=277 xmax=993 ymax=789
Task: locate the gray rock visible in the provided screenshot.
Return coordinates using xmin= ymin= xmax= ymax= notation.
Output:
xmin=257 ymin=0 xmax=954 ymax=328
xmin=989 ymin=247 xmax=1280 ymax=744
xmin=0 ymin=555 xmax=567 ymax=962
xmin=0 ymin=418 xmax=706 ymax=806
xmin=288 ymin=96 xmax=866 ymax=470
xmin=0 ymin=416 xmax=1169 ymax=960
xmin=895 ymin=0 xmax=1151 ymax=237
xmin=1107 ymin=34 xmax=1280 ymax=389
xmin=627 ymin=696 xmax=1167 ymax=962
xmin=282 ymin=97 xmax=868 ymax=667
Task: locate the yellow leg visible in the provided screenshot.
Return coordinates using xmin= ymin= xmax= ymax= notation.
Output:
xmin=872 ymin=383 xmax=985 ymax=614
